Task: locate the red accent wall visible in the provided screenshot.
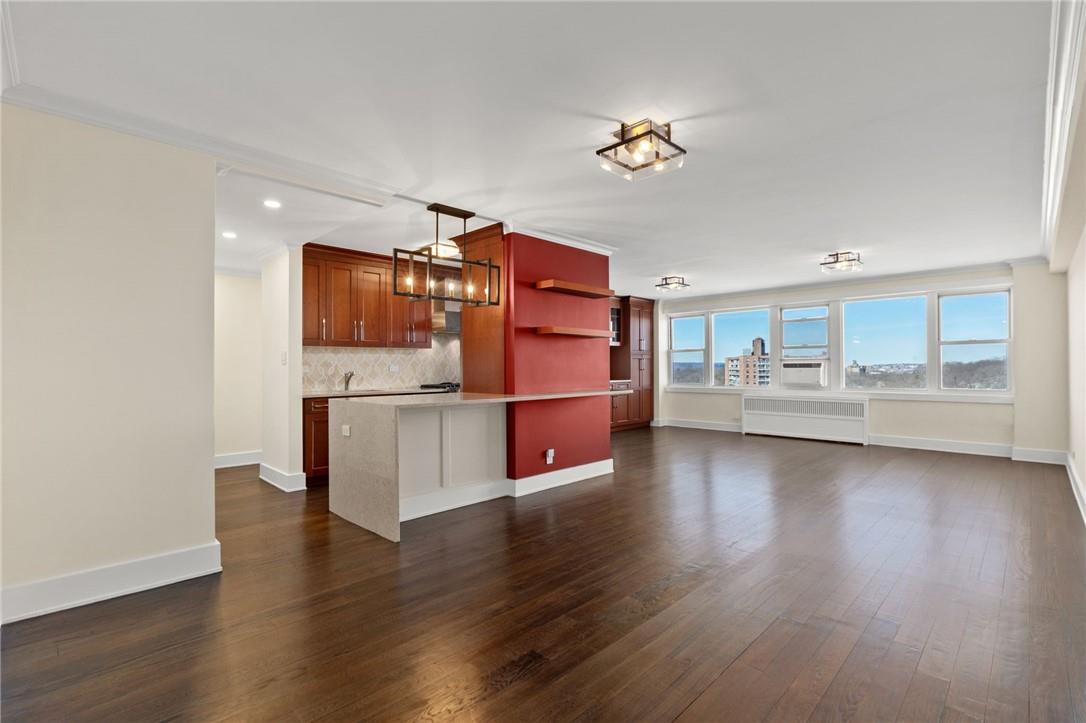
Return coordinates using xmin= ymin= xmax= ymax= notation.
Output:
xmin=503 ymin=233 xmax=612 ymax=479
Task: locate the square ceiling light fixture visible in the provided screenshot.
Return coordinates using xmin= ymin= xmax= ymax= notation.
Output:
xmin=655 ymin=275 xmax=690 ymax=291
xmin=820 ymin=251 xmax=863 ymax=273
xmin=597 ymin=119 xmax=687 ymax=181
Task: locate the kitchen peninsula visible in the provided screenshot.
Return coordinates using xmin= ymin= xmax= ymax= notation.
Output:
xmin=329 ymin=388 xmax=629 ymax=541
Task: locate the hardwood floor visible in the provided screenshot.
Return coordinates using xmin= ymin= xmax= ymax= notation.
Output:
xmin=3 ymin=428 xmax=1085 ymax=722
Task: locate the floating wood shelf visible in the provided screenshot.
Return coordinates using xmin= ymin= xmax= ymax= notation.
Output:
xmin=534 ymin=326 xmax=613 ymax=338
xmin=535 ymin=279 xmax=615 ymax=299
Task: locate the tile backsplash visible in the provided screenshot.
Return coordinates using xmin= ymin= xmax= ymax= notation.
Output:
xmin=303 ymin=335 xmax=461 ymax=392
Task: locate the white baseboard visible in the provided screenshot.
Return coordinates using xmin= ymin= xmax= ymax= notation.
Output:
xmin=1011 ymin=447 xmax=1068 ymax=465
xmin=398 ymin=459 xmax=615 ymax=522
xmin=512 ymin=458 xmax=614 ymax=497
xmin=1068 ymin=454 xmax=1085 ymax=530
xmin=259 ymin=463 xmax=307 ymax=492
xmin=2 ymin=540 xmax=221 ymax=624
xmin=655 ymin=418 xmax=742 ymax=433
xmin=214 ymin=450 xmax=262 ymax=469
xmin=868 ymin=434 xmax=1012 ymax=458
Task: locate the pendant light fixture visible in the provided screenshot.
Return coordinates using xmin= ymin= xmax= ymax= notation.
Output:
xmin=391 ymin=203 xmax=501 ymax=306
xmin=820 ymin=251 xmax=863 ymax=273
xmin=656 ymin=275 xmax=690 ymax=291
xmin=597 ymin=119 xmax=687 ymax=181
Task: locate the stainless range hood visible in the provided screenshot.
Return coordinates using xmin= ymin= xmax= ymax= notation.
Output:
xmin=432 ymin=299 xmax=461 ymax=335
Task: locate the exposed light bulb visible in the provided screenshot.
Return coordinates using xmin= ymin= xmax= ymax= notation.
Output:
xmin=638 ymin=138 xmax=653 ymax=153
xmin=632 ymin=151 xmax=645 ymax=164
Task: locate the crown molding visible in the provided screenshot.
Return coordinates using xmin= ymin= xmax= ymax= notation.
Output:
xmin=2 ymin=83 xmax=399 ymax=207
xmin=1 ymin=1 xmax=19 ymax=90
xmin=503 ymin=222 xmax=617 ymax=257
xmin=657 ymin=260 xmax=1015 ymax=312
xmin=1041 ymin=0 xmax=1086 ymax=262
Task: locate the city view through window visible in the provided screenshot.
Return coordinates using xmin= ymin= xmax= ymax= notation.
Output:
xmin=670 ymin=291 xmax=1010 ymax=390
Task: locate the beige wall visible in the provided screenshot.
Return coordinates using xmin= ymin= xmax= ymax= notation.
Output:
xmin=215 ymin=273 xmax=262 ymax=458
xmin=659 ymin=264 xmax=1067 ymax=454
xmin=1012 ymin=263 xmax=1069 ymax=453
xmin=1 ymin=106 xmax=216 ymax=586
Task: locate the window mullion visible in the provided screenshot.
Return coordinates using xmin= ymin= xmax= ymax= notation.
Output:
xmin=927 ymin=291 xmax=939 ymax=392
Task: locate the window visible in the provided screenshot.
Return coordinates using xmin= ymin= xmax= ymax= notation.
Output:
xmin=843 ymin=295 xmax=927 ymax=389
xmin=712 ymin=309 xmax=770 ymax=386
xmin=781 ymin=306 xmax=828 ymax=358
xmin=670 ymin=315 xmax=706 ymax=384
xmin=939 ymin=291 xmax=1010 ymax=390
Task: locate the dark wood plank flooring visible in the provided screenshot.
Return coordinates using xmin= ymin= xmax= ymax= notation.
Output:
xmin=3 ymin=428 xmax=1084 ymax=721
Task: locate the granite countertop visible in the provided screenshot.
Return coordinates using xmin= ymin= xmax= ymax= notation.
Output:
xmin=339 ymin=388 xmax=632 ymax=409
xmin=302 ymin=388 xmax=451 ymax=399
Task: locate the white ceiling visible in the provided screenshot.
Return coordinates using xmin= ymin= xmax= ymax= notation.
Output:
xmin=4 ymin=1 xmax=1051 ymax=296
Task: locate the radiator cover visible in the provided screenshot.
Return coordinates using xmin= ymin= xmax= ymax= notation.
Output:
xmin=741 ymin=395 xmax=868 ymax=444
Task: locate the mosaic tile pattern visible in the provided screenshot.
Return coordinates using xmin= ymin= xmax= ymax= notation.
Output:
xmin=303 ymin=335 xmax=461 ymax=392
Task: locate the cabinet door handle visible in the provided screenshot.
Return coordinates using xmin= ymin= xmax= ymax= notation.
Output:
xmin=359 ymin=322 xmax=365 ymax=341
xmin=322 ymin=318 xmax=326 ymax=340
xmin=353 ymin=320 xmax=358 ymax=341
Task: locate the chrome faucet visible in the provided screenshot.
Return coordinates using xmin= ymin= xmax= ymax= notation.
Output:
xmin=343 ymin=371 xmax=355 ymax=391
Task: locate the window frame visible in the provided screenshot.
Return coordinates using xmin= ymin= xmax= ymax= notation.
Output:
xmin=779 ymin=303 xmax=831 ymax=389
xmin=840 ymin=293 xmax=930 ymax=392
xmin=668 ymin=312 xmax=710 ymax=386
xmin=710 ymin=307 xmax=773 ymax=388
xmin=936 ymin=289 xmax=1013 ymax=393
xmin=662 ymin=278 xmax=1013 ymax=402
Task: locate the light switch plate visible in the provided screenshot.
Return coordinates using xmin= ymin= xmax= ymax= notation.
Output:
xmin=341 ymin=425 xmax=351 ymax=437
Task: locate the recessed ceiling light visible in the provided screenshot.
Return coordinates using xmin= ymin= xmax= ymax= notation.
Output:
xmin=263 ymin=199 xmax=281 ymax=209
xmin=820 ymin=251 xmax=863 ymax=273
xmin=221 ymin=231 xmax=237 ymax=239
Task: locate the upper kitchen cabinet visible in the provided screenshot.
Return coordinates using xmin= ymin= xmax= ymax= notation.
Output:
xmin=609 ymin=296 xmax=655 ymax=431
xmin=388 ymin=293 xmax=432 ymax=348
xmin=302 ymin=245 xmax=390 ymax=348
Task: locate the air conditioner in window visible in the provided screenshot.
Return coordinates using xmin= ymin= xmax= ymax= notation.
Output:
xmin=781 ymin=360 xmax=827 ymax=387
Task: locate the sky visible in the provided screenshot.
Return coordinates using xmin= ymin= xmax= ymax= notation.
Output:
xmin=671 ymin=292 xmax=1009 ymax=366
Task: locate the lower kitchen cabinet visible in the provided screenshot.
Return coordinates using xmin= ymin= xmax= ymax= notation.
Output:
xmin=303 ymin=397 xmax=330 ymax=481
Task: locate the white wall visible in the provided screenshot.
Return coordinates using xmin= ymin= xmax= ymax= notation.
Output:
xmin=259 ymin=247 xmax=304 ymax=491
xmin=214 ymin=272 xmax=262 ymax=463
xmin=1 ymin=106 xmax=219 ymax=618
xmin=1068 ymin=238 xmax=1085 ymax=495
xmin=656 ymin=264 xmax=1068 ymax=458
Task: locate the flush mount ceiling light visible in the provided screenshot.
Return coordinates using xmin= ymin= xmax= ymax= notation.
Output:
xmin=597 ymin=119 xmax=687 ymax=181
xmin=221 ymin=231 xmax=237 ymax=239
xmin=820 ymin=251 xmax=863 ymax=273
xmin=262 ymin=198 xmax=281 ymax=209
xmin=656 ymin=275 xmax=690 ymax=291
xmin=391 ymin=202 xmax=501 ymax=307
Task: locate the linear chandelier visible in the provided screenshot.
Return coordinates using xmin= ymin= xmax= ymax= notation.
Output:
xmin=391 ymin=203 xmax=501 ymax=306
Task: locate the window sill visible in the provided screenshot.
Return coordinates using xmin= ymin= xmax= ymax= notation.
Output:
xmin=663 ymin=386 xmax=1014 ymax=405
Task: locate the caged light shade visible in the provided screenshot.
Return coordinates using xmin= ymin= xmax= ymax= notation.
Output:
xmin=597 ymin=119 xmax=687 ymax=181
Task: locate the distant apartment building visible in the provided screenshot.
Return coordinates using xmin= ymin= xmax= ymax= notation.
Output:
xmin=726 ymin=337 xmax=770 ymax=386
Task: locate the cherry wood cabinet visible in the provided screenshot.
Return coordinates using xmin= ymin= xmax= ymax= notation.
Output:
xmin=609 ymin=296 xmax=654 ymax=431
xmin=388 ymin=293 xmax=432 ymax=348
xmin=303 ymin=244 xmax=427 ymax=349
xmin=303 ymin=397 xmax=330 ymax=480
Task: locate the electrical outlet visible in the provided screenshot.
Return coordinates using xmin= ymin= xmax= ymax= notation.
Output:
xmin=545 ymin=448 xmax=555 ymax=465
xmin=342 ymin=425 xmax=351 ymax=437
